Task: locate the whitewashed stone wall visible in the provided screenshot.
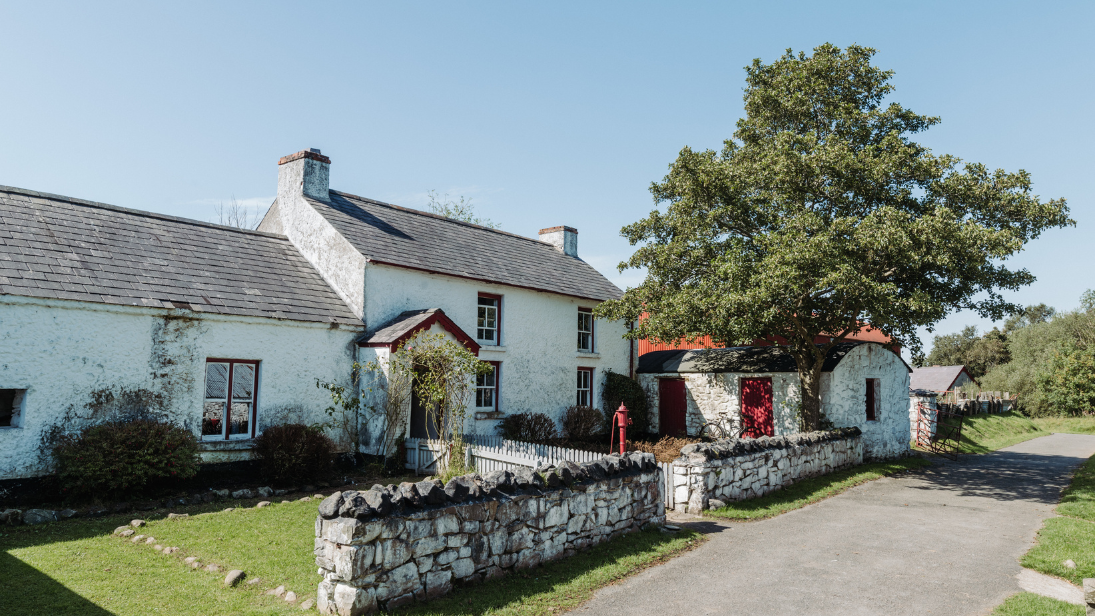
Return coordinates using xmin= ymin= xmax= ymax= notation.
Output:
xmin=637 ymin=372 xmax=801 ymax=435
xmin=0 ymin=295 xmax=362 ymax=479
xmin=909 ymin=391 xmax=938 ymax=441
xmin=314 ymin=454 xmax=663 ymax=615
xmin=364 ymin=264 xmax=631 ymax=438
xmin=672 ymin=429 xmax=864 ymax=514
xmin=821 ymin=344 xmax=911 ymax=460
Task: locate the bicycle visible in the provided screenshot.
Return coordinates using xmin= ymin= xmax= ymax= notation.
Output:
xmin=698 ymin=412 xmax=750 ymax=440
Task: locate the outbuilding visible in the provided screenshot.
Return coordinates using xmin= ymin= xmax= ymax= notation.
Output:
xmin=636 ymin=342 xmax=911 ymax=460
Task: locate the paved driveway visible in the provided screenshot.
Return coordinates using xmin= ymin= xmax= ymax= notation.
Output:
xmin=575 ymin=433 xmax=1095 ymax=616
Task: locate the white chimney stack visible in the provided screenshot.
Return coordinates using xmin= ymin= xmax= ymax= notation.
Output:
xmin=539 ymin=226 xmax=578 ymax=257
xmin=277 ymin=147 xmax=330 ymax=201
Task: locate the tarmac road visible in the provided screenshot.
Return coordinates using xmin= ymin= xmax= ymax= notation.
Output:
xmin=574 ymin=433 xmax=1095 ymax=616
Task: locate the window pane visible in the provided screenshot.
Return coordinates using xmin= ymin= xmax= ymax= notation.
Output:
xmin=229 ymin=402 xmax=251 ymax=436
xmin=202 ymin=401 xmax=224 ymax=436
xmin=205 ymin=363 xmax=228 ymax=399
xmin=232 ymin=364 xmax=255 ymax=401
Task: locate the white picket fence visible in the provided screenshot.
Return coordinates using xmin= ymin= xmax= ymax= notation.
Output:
xmin=404 ymin=434 xmax=675 ymax=509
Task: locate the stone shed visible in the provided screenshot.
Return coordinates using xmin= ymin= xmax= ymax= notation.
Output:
xmin=636 ymin=342 xmax=911 ymax=460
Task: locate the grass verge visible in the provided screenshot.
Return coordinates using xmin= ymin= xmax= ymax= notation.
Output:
xmin=402 ymin=526 xmax=703 ymax=616
xmin=704 ymin=457 xmax=932 ymax=521
xmin=1019 ymin=454 xmax=1095 ymax=586
xmin=991 ymin=592 xmax=1083 ymax=616
xmin=915 ymin=412 xmax=1095 ymax=456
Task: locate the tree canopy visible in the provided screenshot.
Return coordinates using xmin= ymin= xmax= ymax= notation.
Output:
xmin=595 ymin=43 xmax=1072 ymax=429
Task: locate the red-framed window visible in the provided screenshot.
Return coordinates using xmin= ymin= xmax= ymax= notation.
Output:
xmin=578 ymin=307 xmax=594 ymax=352
xmin=476 ymin=361 xmax=501 ymax=410
xmin=477 ymin=293 xmax=502 ymax=346
xmin=865 ymin=378 xmax=880 ymax=421
xmin=203 ymin=359 xmax=259 ymax=440
xmin=577 ymin=367 xmax=594 ymax=407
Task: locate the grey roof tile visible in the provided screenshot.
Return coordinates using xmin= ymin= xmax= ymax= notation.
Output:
xmin=306 ymin=191 xmax=623 ymax=302
xmin=0 ymin=185 xmax=361 ymax=326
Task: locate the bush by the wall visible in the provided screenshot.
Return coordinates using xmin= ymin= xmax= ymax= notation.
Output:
xmin=561 ymin=405 xmax=603 ymax=441
xmin=496 ymin=412 xmax=558 ymax=443
xmin=253 ymin=423 xmax=335 ymax=485
xmin=602 ymin=370 xmax=651 ymax=435
xmin=52 ymin=419 xmax=200 ymax=498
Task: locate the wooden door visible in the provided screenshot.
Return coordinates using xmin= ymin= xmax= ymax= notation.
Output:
xmin=741 ymin=377 xmax=774 ymax=437
xmin=659 ymin=378 xmax=687 ymax=437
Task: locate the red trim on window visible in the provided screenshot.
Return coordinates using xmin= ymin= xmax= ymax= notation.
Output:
xmin=478 ymin=293 xmax=503 ymax=346
xmin=577 ymin=366 xmax=595 ymax=406
xmin=357 ymin=309 xmax=481 ymax=354
xmin=489 ymin=361 xmax=501 ymax=410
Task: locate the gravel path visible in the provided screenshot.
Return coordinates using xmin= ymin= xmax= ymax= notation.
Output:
xmin=574 ymin=433 xmax=1095 ymax=616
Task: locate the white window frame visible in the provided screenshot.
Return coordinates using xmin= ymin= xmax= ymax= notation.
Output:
xmin=577 ymin=367 xmax=593 ymax=407
xmin=203 ymin=359 xmax=259 ymax=441
xmin=578 ymin=308 xmax=594 ymax=352
xmin=477 ymin=295 xmax=500 ymax=345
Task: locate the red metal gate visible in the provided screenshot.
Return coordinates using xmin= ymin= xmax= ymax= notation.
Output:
xmin=916 ymin=401 xmax=964 ymax=460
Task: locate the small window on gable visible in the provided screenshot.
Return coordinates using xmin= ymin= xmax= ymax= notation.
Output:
xmin=0 ymin=389 xmax=24 ymax=428
xmin=203 ymin=360 xmax=259 ymax=440
xmin=478 ymin=295 xmax=500 ymax=345
xmin=578 ymin=308 xmax=594 ymax=352
xmin=476 ymin=362 xmax=500 ymax=410
xmin=577 ymin=367 xmax=593 ymax=407
xmin=866 ymin=378 xmax=880 ymax=421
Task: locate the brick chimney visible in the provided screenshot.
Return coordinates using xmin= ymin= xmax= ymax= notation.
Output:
xmin=277 ymin=148 xmax=330 ymax=201
xmin=539 ymin=226 xmax=578 ymax=257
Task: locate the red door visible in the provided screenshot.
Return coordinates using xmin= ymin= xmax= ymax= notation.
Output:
xmin=741 ymin=377 xmax=774 ymax=438
xmin=658 ymin=379 xmax=687 ymax=437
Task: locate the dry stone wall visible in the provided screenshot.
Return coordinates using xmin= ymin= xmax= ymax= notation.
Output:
xmin=314 ymin=453 xmax=664 ymax=615
xmin=673 ymin=428 xmax=864 ymax=513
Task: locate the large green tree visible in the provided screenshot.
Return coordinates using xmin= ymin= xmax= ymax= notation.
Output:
xmin=595 ymin=44 xmax=1072 ymax=430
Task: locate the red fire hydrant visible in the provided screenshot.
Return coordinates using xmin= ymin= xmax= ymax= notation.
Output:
xmin=609 ymin=403 xmax=631 ymax=455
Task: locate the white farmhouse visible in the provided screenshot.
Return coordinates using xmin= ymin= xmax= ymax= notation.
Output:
xmin=0 ymin=148 xmax=627 ymax=481
xmin=636 ymin=342 xmax=911 ymax=460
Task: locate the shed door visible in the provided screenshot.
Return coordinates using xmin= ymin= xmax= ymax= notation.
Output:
xmin=741 ymin=377 xmax=774 ymax=438
xmin=658 ymin=378 xmax=687 ymax=437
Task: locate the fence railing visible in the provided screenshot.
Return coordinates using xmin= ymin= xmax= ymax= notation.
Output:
xmin=404 ymin=434 xmax=674 ymax=509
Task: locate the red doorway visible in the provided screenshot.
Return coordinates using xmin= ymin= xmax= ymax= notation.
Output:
xmin=741 ymin=377 xmax=774 ymax=438
xmin=658 ymin=378 xmax=687 ymax=437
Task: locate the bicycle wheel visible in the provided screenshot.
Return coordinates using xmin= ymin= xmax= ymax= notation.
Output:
xmin=699 ymin=422 xmax=726 ymax=440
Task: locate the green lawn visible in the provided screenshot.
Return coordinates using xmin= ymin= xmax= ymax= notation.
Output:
xmin=918 ymin=412 xmax=1095 ymax=455
xmin=992 ymin=592 xmax=1083 ymax=616
xmin=1 ymin=494 xmax=703 ymax=616
xmin=1018 ymin=454 xmax=1095 ymax=586
xmin=705 ymin=457 xmax=932 ymax=521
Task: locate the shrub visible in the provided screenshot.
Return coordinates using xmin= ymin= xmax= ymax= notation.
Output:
xmin=253 ymin=423 xmax=335 ymax=485
xmin=602 ymin=370 xmax=651 ymax=435
xmin=561 ymin=405 xmax=604 ymax=441
xmin=53 ymin=419 xmax=200 ymax=498
xmin=496 ymin=412 xmax=558 ymax=443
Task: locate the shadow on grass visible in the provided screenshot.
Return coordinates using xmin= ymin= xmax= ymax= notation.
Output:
xmin=704 ymin=458 xmax=932 ymax=521
xmin=0 ymin=551 xmax=114 ymax=615
xmin=398 ymin=527 xmax=701 ymax=616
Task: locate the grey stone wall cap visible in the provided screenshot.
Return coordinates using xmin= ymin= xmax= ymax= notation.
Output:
xmin=676 ymin=428 xmax=862 ymax=464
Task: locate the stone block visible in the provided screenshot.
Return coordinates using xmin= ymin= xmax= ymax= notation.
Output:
xmin=451 ymin=557 xmax=475 ymax=579
xmin=436 ymin=549 xmax=458 ymax=566
xmin=425 ymin=570 xmax=453 ymax=599
xmin=412 ymin=535 xmax=446 ymax=558
xmin=332 ymin=582 xmax=377 ymax=616
xmin=544 ymin=502 xmax=569 ymax=527
xmin=435 ymin=514 xmax=460 ymax=535
xmin=375 ymin=562 xmax=420 ymax=603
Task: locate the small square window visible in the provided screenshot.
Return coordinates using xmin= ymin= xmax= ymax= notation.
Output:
xmin=476 ymin=363 xmax=499 ymax=409
xmin=204 ymin=360 xmax=258 ymax=440
xmin=478 ymin=296 xmax=500 ymax=345
xmin=0 ymin=389 xmax=24 ymax=428
xmin=578 ymin=308 xmax=594 ymax=352
xmin=577 ymin=368 xmax=593 ymax=407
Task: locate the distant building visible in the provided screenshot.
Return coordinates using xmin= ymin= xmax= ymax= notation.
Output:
xmin=909 ymin=365 xmax=974 ymax=393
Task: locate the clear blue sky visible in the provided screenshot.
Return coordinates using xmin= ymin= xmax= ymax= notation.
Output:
xmin=2 ymin=1 xmax=1091 ymax=356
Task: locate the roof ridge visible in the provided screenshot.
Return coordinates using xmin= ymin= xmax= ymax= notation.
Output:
xmin=328 ymin=189 xmax=579 ymax=252
xmin=0 ymin=184 xmax=286 ymax=241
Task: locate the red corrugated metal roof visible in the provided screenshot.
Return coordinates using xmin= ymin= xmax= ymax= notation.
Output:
xmin=635 ymin=315 xmax=896 ymax=355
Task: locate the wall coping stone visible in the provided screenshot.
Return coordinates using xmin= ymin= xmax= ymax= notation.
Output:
xmin=676 ymin=427 xmax=862 ymax=463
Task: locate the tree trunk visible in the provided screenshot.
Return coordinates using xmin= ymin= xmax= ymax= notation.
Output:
xmin=791 ymin=348 xmax=827 ymax=431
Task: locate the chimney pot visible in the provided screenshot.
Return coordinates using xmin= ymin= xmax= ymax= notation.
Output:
xmin=539 ymin=226 xmax=578 ymax=257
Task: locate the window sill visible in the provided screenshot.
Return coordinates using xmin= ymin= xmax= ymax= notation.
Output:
xmin=0 ymin=425 xmax=21 ymax=430
xmin=576 ymin=352 xmax=600 ymax=359
xmin=475 ymin=410 xmax=505 ymax=420
xmin=478 ymin=345 xmax=507 ymax=353
xmin=198 ymin=439 xmax=254 ymax=451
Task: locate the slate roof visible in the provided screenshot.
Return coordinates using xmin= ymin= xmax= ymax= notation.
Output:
xmin=356 ymin=308 xmax=479 ymax=351
xmin=0 ymin=185 xmax=361 ymax=325
xmin=304 ymin=191 xmax=624 ymax=302
xmin=637 ymin=342 xmax=885 ymax=374
xmin=909 ymin=365 xmax=970 ymax=392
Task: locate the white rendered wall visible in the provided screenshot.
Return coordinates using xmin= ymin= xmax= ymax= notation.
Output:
xmin=820 ymin=344 xmax=911 ymax=460
xmin=637 ymin=372 xmax=801 ymax=436
xmin=0 ymin=295 xmax=362 ymax=480
xmin=363 ymin=264 xmax=631 ymax=437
